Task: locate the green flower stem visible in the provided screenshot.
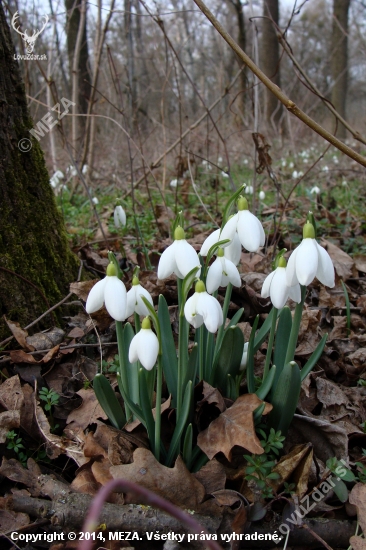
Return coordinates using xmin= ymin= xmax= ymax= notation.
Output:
xmin=198 ymin=326 xmax=204 ymax=381
xmin=116 ymin=320 xmax=131 ymax=421
xmin=215 ymin=283 xmax=233 ymax=355
xmin=263 ymin=306 xmax=278 ymax=380
xmin=134 ymin=313 xmax=141 ymax=333
xmin=285 ymin=286 xmax=307 ymax=364
xmin=177 ymin=278 xmax=188 ymax=423
xmin=154 ymin=354 xmax=163 ymax=462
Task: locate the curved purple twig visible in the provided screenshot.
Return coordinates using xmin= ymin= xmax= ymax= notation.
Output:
xmin=79 ymin=478 xmax=223 ymax=550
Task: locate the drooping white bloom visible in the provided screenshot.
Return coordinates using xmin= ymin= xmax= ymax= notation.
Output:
xmin=53 ymin=170 xmax=64 ymax=180
xmin=129 ymin=318 xmax=159 ymax=371
xmin=158 ymin=226 xmax=201 ymax=280
xmin=240 ymin=342 xmax=249 ymax=371
xmin=206 ymin=248 xmax=241 ymax=294
xmin=221 ymin=171 xmax=229 ymax=178
xmin=67 ymin=165 xmax=77 ymax=177
xmin=114 ymin=204 xmax=126 ymax=228
xmin=184 ymin=281 xmax=223 ymax=333
xmin=170 ymin=179 xmax=178 ymax=188
xmin=289 ymin=161 xmax=294 ymax=169
xmin=310 ymin=186 xmax=320 ymax=195
xmin=261 ymin=257 xmax=301 ymax=309
xmin=323 ymin=166 xmax=329 ymax=172
xmin=342 ymin=180 xmax=348 ymax=187
xmin=200 ymin=226 xmax=241 ymax=266
xmin=259 ymin=190 xmax=266 ymax=200
xmin=86 ymin=263 xmax=127 ymax=321
xmin=218 ymin=156 xmax=223 ymax=163
xmin=220 ymin=196 xmax=265 ymax=252
xmin=82 ymin=164 xmax=89 ymax=175
xmin=125 ymin=276 xmax=153 ymax=318
xmin=92 ymin=197 xmax=99 ymax=205
xmin=243 ymin=159 xmax=248 ymax=165
xmin=286 ymin=222 xmax=335 ymax=288
xmin=245 ymin=185 xmax=254 ymax=194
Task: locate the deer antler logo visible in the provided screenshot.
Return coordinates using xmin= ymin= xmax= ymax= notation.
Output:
xmin=11 ymin=11 xmax=49 ymax=54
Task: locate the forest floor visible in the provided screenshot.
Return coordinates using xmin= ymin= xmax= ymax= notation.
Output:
xmin=1 ymin=145 xmax=366 ymax=550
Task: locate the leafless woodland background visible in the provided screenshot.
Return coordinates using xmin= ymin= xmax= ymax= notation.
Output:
xmin=4 ymin=0 xmax=366 ymax=191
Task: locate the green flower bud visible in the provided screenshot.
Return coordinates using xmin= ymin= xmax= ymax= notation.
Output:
xmin=195 ymin=280 xmax=206 ymax=293
xmin=237 ymin=196 xmax=249 ymax=211
xmin=106 ymin=263 xmax=117 ymax=276
xmin=303 ymin=221 xmax=315 ymax=239
xmin=132 ymin=275 xmax=139 ymax=286
xmin=217 ymin=247 xmax=224 ymax=257
xmin=174 ymin=226 xmax=185 ymax=240
xmin=277 ymin=256 xmax=287 ymax=268
xmin=141 ymin=317 xmax=151 ymax=330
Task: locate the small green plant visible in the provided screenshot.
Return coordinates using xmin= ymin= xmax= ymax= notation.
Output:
xmin=244 ymin=454 xmax=280 ymax=499
xmin=326 ymin=457 xmax=357 ymax=502
xmin=39 ymin=387 xmax=60 ymax=431
xmin=257 ymin=428 xmax=285 ymax=456
xmin=6 ymin=431 xmax=27 ymax=466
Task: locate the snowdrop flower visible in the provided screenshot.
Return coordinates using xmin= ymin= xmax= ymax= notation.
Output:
xmin=67 ymin=165 xmax=77 ymax=177
xmin=86 ymin=263 xmax=127 ymax=321
xmin=82 ymin=164 xmax=89 ymax=175
xmin=184 ymin=280 xmax=223 ymax=333
xmin=323 ymin=166 xmax=329 ymax=172
xmin=243 ymin=159 xmax=249 ymax=165
xmin=221 ymin=171 xmax=229 ymax=178
xmin=289 ymin=161 xmax=294 ymax=169
xmin=292 ymin=170 xmax=299 ymax=179
xmin=200 ymin=226 xmax=241 ymax=266
xmin=286 ymin=221 xmax=335 ymax=288
xmin=206 ymin=248 xmax=241 ymax=294
xmin=245 ymin=185 xmax=254 ymax=194
xmin=259 ymin=190 xmax=266 ymax=200
xmin=53 ymin=170 xmax=64 ymax=180
xmin=218 ymin=156 xmax=223 ymax=163
xmin=170 ymin=179 xmax=178 ymax=188
xmin=332 ymin=156 xmax=339 ymax=164
xmin=92 ymin=197 xmax=99 ymax=205
xmin=114 ymin=204 xmax=126 ymax=228
xmin=129 ymin=317 xmax=159 ymax=371
xmin=158 ymin=226 xmax=200 ymax=280
xmin=126 ymin=276 xmax=153 ymax=318
xmin=220 ymin=196 xmax=265 ymax=252
xmin=281 ymin=159 xmax=287 ymax=167
xmin=310 ymin=186 xmax=320 ymax=195
xmin=342 ymin=180 xmax=348 ymax=187
xmin=240 ymin=342 xmax=249 ymax=371
xmin=261 ymin=256 xmax=301 ymax=309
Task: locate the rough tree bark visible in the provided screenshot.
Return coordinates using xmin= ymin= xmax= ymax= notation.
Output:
xmin=261 ymin=0 xmax=282 ymax=129
xmin=331 ymin=0 xmax=350 ymax=140
xmin=229 ymin=0 xmax=247 ymax=119
xmin=65 ymin=0 xmax=91 ymax=135
xmin=0 ymin=4 xmax=79 ymax=340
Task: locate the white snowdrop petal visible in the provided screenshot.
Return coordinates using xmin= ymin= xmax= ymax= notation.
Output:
xmin=128 ymin=332 xmax=140 ymax=363
xmin=125 ymin=288 xmax=136 ymax=318
xmin=197 ymin=293 xmax=222 ymax=333
xmin=261 ymin=270 xmax=276 ymax=299
xmin=237 ymin=210 xmax=263 ymax=251
xmin=104 ymin=276 xmax=127 ymax=321
xmin=184 ymin=295 xmax=204 ymax=328
xmin=175 ymin=240 xmax=200 ymax=278
xmin=288 ymin=283 xmax=301 ymax=303
xmin=200 ymin=229 xmax=220 ymax=256
xmin=137 ymin=329 xmax=159 ymax=370
xmin=224 ymin=233 xmax=241 ymax=265
xmin=294 ymin=239 xmax=318 ymax=286
xmin=224 ymin=258 xmax=241 ymax=287
xmin=286 ymin=247 xmax=299 ymax=287
xmin=270 ymin=268 xmax=289 ymax=309
xmin=206 ymin=258 xmax=223 ymax=294
xmin=240 ymin=342 xmax=249 ymax=370
xmin=85 ymin=278 xmax=108 ymax=313
xmin=220 ymin=214 xmax=238 ymax=244
xmin=135 ymin=286 xmax=154 ymax=316
xmin=315 ymin=242 xmax=335 ymax=288
xmin=114 ymin=205 xmax=126 ymax=228
xmin=158 ymin=241 xmax=178 ymax=279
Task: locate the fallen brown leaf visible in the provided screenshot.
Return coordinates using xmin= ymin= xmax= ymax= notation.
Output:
xmin=4 ymin=317 xmax=34 ymax=350
xmin=194 ymin=459 xmax=226 ymax=494
xmin=110 ymin=447 xmax=206 ymax=510
xmin=349 ymin=483 xmax=366 ymax=533
xmin=66 ymin=388 xmax=108 ymax=430
xmin=0 ymin=410 xmax=20 ymax=443
xmin=321 ymin=239 xmax=355 ymax=280
xmin=349 ymin=536 xmax=366 ymax=550
xmin=0 ymin=509 xmax=30 ymax=532
xmin=0 ymin=375 xmax=24 ymax=411
xmin=197 ymin=394 xmax=272 ymax=460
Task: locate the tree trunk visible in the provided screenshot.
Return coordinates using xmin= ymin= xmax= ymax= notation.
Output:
xmin=230 ymin=0 xmax=247 ymax=119
xmin=65 ymin=0 xmax=91 ymax=134
xmin=331 ymin=0 xmax=350 ymax=140
xmin=261 ymin=0 xmax=282 ymax=129
xmin=0 ymin=4 xmax=79 ymax=340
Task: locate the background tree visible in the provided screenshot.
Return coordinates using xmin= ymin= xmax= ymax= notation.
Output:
xmin=331 ymin=0 xmax=351 ymax=139
xmin=0 ymin=3 xmax=79 ymax=340
xmin=261 ymin=0 xmax=282 ymax=129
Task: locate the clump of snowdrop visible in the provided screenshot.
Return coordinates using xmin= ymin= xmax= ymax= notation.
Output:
xmin=86 ymin=262 xmax=127 ymax=321
xmin=261 ymin=256 xmax=301 ymax=309
xmin=286 ymin=221 xmax=335 ymax=288
xmin=206 ymin=248 xmax=241 ymax=294
xmin=184 ymin=280 xmax=223 ymax=333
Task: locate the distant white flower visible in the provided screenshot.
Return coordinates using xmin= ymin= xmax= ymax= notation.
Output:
xmin=245 ymin=185 xmax=254 ymax=194
xmin=259 ymin=190 xmax=266 ymax=200
xmin=310 ymin=186 xmax=320 ymax=195
xmin=240 ymin=342 xmax=249 ymax=371
xmin=53 ymin=170 xmax=64 ymax=180
xmin=218 ymin=156 xmax=223 ymax=163
xmin=82 ymin=164 xmax=89 ymax=175
xmin=303 ymin=158 xmax=309 ymax=164
xmin=206 ymin=249 xmax=241 ymax=294
xmin=220 ymin=196 xmax=265 ymax=252
xmin=323 ymin=166 xmax=329 ymax=172
xmin=184 ymin=281 xmax=223 ymax=333
xmin=289 ymin=161 xmax=294 ymax=169
xmin=67 ymin=165 xmax=77 ymax=177
xmin=114 ymin=205 xmax=126 ymax=228
xmin=129 ymin=318 xmax=159 ymax=370
xmin=158 ymin=226 xmax=200 ymax=279
xmin=332 ymin=156 xmax=339 ymax=164
xmin=125 ymin=277 xmax=153 ymax=318
xmin=281 ymin=159 xmax=287 ymax=167
xmin=292 ymin=170 xmax=299 ymax=179
xmin=342 ymin=180 xmax=348 ymax=187
xmin=170 ymin=179 xmax=178 ymax=188
xmin=86 ymin=263 xmax=127 ymax=321
xmin=243 ymin=159 xmax=248 ymax=165
xmin=202 ymin=160 xmax=208 ymax=166
xmin=286 ymin=222 xmax=335 ymax=287
xmin=261 ymin=257 xmax=301 ymax=309
xmin=221 ymin=171 xmax=229 ymax=178
xmin=92 ymin=197 xmax=99 ymax=205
